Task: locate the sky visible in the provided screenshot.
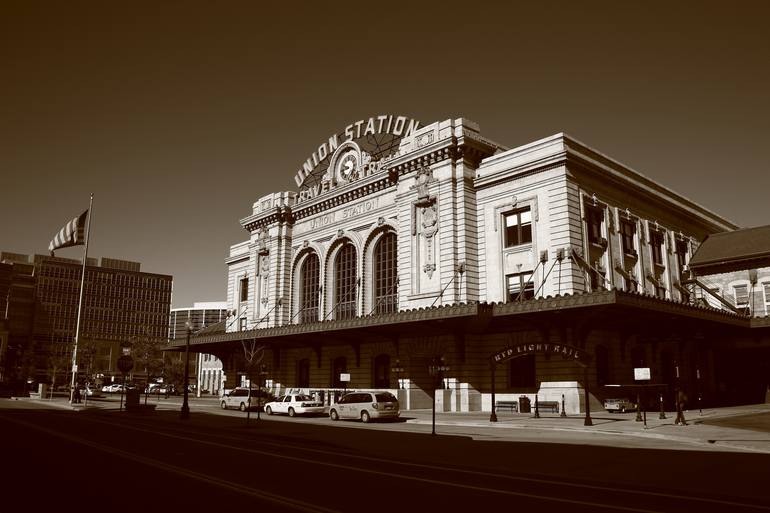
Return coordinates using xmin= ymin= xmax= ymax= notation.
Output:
xmin=1 ymin=1 xmax=768 ymax=309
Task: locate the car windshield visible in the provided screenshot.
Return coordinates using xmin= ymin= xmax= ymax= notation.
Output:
xmin=375 ymin=393 xmax=397 ymax=402
xmin=296 ymin=395 xmax=313 ymax=401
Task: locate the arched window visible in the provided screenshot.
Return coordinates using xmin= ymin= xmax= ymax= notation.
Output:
xmin=334 ymin=243 xmax=357 ymax=320
xmin=373 ymin=232 xmax=397 ymax=315
xmin=373 ymin=354 xmax=390 ymax=388
xmin=596 ymin=345 xmax=610 ymax=386
xmin=299 ymin=253 xmax=320 ymax=323
xmin=331 ymin=356 xmax=347 ymax=388
xmin=297 ymin=358 xmax=310 ymax=388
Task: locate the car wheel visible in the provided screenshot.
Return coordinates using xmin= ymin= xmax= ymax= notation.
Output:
xmin=220 ymin=401 xmax=227 ymax=410
xmin=266 ymin=406 xmax=273 ymax=415
xmin=288 ymin=407 xmax=296 ymax=417
xmin=361 ymin=410 xmax=370 ymax=423
xmin=239 ymin=402 xmax=247 ymax=412
xmin=330 ymin=409 xmax=339 ymax=421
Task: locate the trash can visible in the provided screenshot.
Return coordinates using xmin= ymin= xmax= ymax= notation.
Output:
xmin=125 ymin=388 xmax=140 ymax=410
xmin=519 ymin=396 xmax=531 ymax=413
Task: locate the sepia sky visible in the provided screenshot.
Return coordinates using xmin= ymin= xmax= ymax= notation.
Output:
xmin=1 ymin=1 xmax=768 ymax=308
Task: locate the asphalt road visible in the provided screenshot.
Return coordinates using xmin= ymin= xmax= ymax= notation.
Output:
xmin=2 ymin=400 xmax=769 ymax=513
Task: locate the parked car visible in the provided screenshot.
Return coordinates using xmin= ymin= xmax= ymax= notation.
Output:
xmin=604 ymin=398 xmax=637 ymax=413
xmin=329 ymin=391 xmax=400 ymax=423
xmin=145 ymin=383 xmax=161 ymax=394
xmin=80 ymin=385 xmax=103 ymax=398
xmin=102 ymin=383 xmax=123 ymax=393
xmin=220 ymin=388 xmax=276 ymax=411
xmin=264 ymin=394 xmax=326 ymax=417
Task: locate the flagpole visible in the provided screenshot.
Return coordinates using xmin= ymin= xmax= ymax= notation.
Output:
xmin=70 ymin=193 xmax=94 ymax=404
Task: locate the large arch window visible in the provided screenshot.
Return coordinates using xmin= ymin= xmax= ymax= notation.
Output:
xmin=334 ymin=243 xmax=357 ymax=320
xmin=373 ymin=232 xmax=397 ymax=315
xmin=331 ymin=356 xmax=347 ymax=388
xmin=299 ymin=253 xmax=320 ymax=324
xmin=297 ymin=358 xmax=310 ymax=388
xmin=373 ymin=354 xmax=390 ymax=388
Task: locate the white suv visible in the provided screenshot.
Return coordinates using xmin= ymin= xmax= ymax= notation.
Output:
xmin=329 ymin=392 xmax=399 ymax=423
xmin=220 ymin=387 xmax=274 ymax=411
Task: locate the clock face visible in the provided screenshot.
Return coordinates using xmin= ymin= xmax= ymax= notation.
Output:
xmin=337 ymin=151 xmax=357 ymax=182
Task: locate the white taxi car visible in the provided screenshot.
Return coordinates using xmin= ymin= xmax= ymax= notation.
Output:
xmin=264 ymin=394 xmax=326 ymax=417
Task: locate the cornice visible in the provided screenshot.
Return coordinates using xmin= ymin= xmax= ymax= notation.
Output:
xmin=563 ymin=141 xmax=738 ymax=233
xmin=292 ymin=175 xmax=394 ymax=221
xmin=242 ymin=207 xmax=294 ymax=233
xmin=224 ymin=253 xmax=249 ymax=265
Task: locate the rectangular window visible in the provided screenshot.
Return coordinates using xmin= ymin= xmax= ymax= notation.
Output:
xmin=239 ymin=317 xmax=247 ymax=331
xmin=507 ymin=273 xmax=535 ymax=301
xmin=503 ymin=208 xmax=532 ymax=248
xmin=675 ymin=240 xmax=688 ymax=279
xmin=240 ymin=277 xmax=249 ymax=302
xmin=733 ymin=284 xmax=749 ymax=308
xmin=620 ymin=220 xmax=636 ymax=256
xmin=649 ymin=229 xmax=664 ymax=267
xmin=586 ymin=207 xmax=605 ymax=246
xmin=764 ymin=283 xmax=770 ymax=315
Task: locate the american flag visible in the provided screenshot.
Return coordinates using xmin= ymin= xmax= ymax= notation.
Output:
xmin=48 ymin=210 xmax=89 ymax=254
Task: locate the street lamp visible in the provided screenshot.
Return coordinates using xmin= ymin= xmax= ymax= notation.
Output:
xmin=427 ymin=357 xmax=449 ymax=436
xmin=257 ymin=364 xmax=268 ymax=421
xmin=180 ymin=321 xmax=191 ymax=420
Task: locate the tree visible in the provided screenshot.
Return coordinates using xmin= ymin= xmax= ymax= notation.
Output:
xmin=130 ymin=330 xmax=165 ymax=404
xmin=241 ymin=339 xmax=266 ymax=425
xmin=46 ymin=339 xmax=72 ymax=399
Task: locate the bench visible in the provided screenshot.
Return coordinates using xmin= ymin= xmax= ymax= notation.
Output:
xmin=535 ymin=400 xmax=559 ymax=413
xmin=495 ymin=400 xmax=518 ymax=412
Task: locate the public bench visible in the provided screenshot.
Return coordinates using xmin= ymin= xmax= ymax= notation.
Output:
xmin=495 ymin=400 xmax=518 ymax=412
xmin=535 ymin=400 xmax=559 ymax=413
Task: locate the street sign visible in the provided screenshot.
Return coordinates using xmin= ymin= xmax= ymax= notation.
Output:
xmin=634 ymin=367 xmax=651 ymax=380
xmin=340 ymin=373 xmax=350 ymax=382
xmin=117 ymin=355 xmax=134 ymax=373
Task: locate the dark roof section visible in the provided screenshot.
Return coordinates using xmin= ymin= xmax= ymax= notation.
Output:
xmin=689 ymin=225 xmax=770 ymax=275
xmin=166 ymin=290 xmax=752 ymax=352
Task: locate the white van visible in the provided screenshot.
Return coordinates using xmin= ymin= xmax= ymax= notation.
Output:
xmin=329 ymin=391 xmax=400 ymax=423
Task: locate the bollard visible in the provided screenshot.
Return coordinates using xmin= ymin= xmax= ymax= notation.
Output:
xmin=534 ymin=394 xmax=540 ymax=418
xmin=659 ymin=393 xmax=666 ymax=420
xmin=560 ymin=393 xmax=567 ymax=418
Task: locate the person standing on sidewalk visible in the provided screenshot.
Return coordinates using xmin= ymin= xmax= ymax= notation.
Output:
xmin=675 ymin=389 xmax=688 ymax=426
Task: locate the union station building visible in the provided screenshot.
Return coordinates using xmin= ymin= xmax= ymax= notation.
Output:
xmin=175 ymin=116 xmax=770 ymax=415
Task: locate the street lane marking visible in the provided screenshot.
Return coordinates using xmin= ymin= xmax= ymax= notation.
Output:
xmin=1 ymin=416 xmax=341 ymax=513
xmin=110 ymin=415 xmax=770 ymax=512
xmin=66 ymin=415 xmax=770 ymax=513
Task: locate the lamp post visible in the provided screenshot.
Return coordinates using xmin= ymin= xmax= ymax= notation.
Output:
xmin=180 ymin=321 xmax=191 ymax=420
xmin=257 ymin=364 xmax=268 ymax=421
xmin=428 ymin=357 xmax=449 ymax=436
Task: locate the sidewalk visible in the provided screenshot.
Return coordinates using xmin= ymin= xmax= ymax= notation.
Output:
xmin=15 ymin=395 xmax=770 ymax=454
xmin=403 ymin=404 xmax=770 ymax=453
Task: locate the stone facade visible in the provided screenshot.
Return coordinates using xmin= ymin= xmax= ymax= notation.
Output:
xmin=205 ymin=118 xmax=762 ymax=413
